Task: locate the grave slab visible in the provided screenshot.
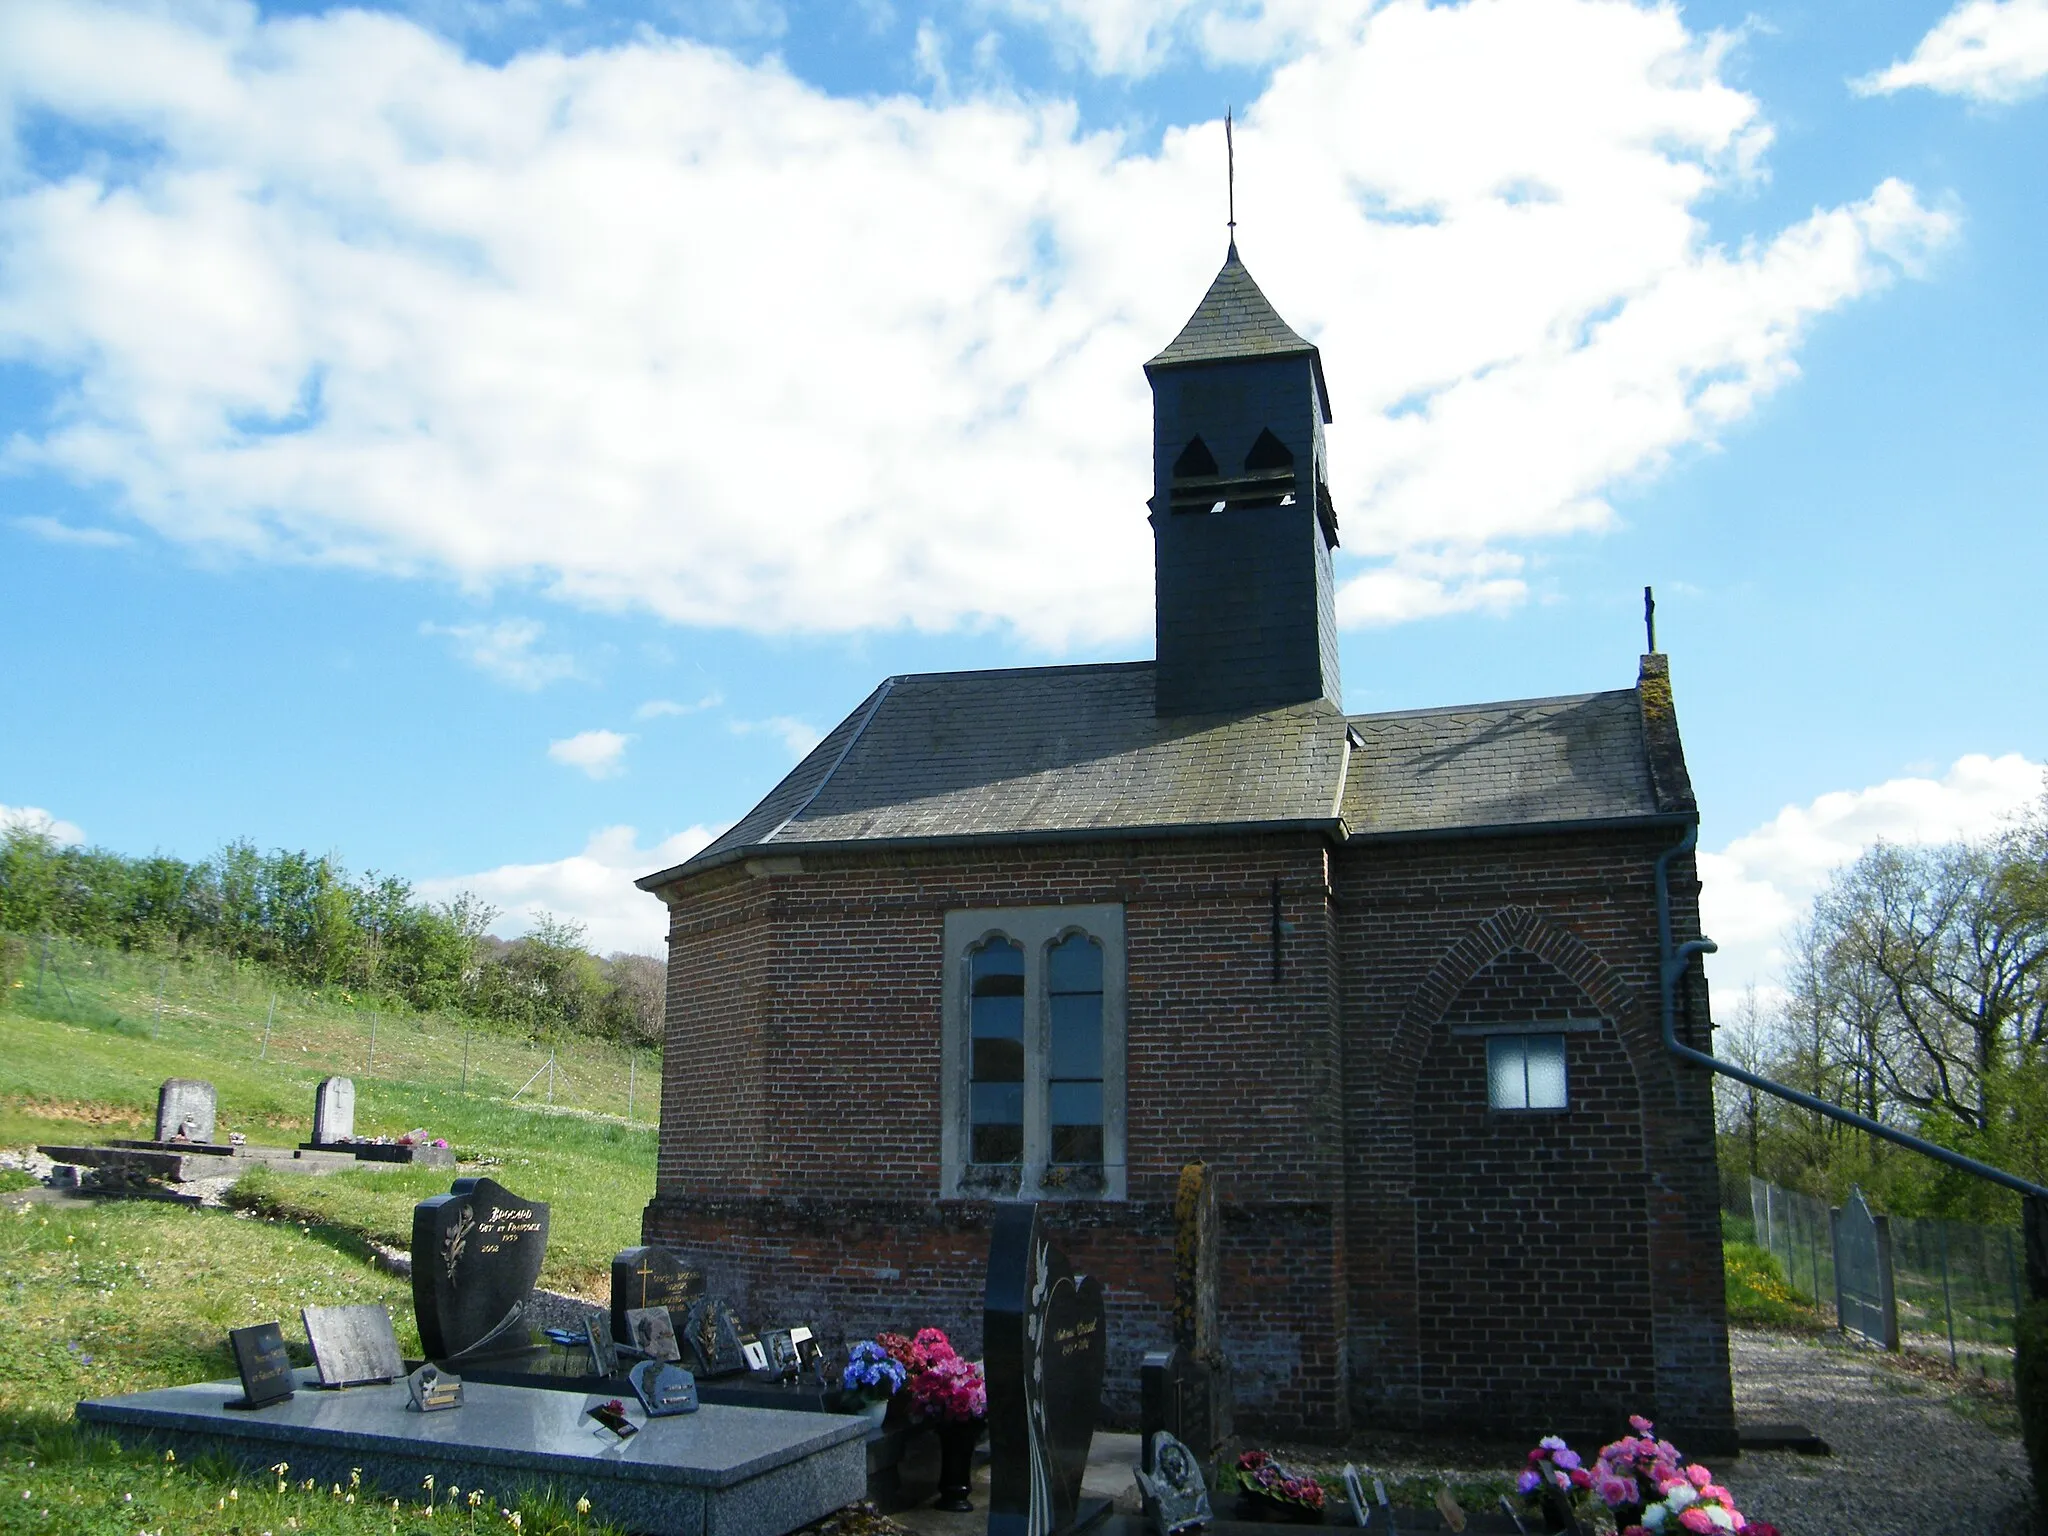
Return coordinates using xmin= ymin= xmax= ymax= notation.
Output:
xmin=77 ymin=1371 xmax=869 ymax=1536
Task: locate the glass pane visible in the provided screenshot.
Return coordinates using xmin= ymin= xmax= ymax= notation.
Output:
xmin=1048 ymin=993 xmax=1102 ymax=1080
xmin=1049 ymin=1080 xmax=1102 ymax=1127
xmin=971 ymin=939 xmax=1024 ymax=996
xmin=1047 ymin=933 xmax=1102 ymax=994
xmin=1486 ymin=1035 xmax=1527 ymax=1110
xmin=972 ymin=1123 xmax=1024 ymax=1164
xmin=1051 ymin=1124 xmax=1103 ymax=1165
xmin=972 ymin=1036 xmax=1025 ymax=1082
xmin=971 ymin=995 xmax=1023 ymax=1041
xmin=971 ymin=1081 xmax=1023 ymax=1125
xmin=1525 ymin=1035 xmax=1568 ymax=1109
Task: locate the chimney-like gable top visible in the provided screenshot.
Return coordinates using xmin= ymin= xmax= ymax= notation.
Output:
xmin=1144 ymin=246 xmax=1331 ymax=420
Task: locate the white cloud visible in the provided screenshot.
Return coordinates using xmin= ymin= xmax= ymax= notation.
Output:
xmin=421 ymin=618 xmax=578 ymax=689
xmin=729 ymin=715 xmax=824 ymax=759
xmin=0 ymin=803 xmax=87 ymax=845
xmin=14 ymin=514 xmax=132 ymax=547
xmin=548 ymin=728 xmax=632 ymax=778
xmin=1854 ymin=0 xmax=2048 ymax=103
xmin=635 ymin=692 xmax=722 ymax=719
xmin=0 ymin=0 xmax=1953 ymax=646
xmin=417 ymin=823 xmax=716 ymax=955
xmin=1699 ymin=753 xmax=2045 ymax=996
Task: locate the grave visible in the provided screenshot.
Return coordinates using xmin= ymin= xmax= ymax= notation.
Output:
xmin=77 ymin=1373 xmax=869 ymax=1536
xmin=311 ymin=1076 xmax=355 ymax=1144
xmin=411 ymin=1176 xmax=552 ymax=1366
xmin=985 ymin=1200 xmax=1109 ymax=1536
xmin=613 ymin=1245 xmax=708 ymax=1344
xmin=157 ymin=1078 xmax=217 ymax=1144
xmin=299 ymin=1077 xmax=455 ymax=1166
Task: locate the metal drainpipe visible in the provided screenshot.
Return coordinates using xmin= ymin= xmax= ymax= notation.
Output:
xmin=1653 ymin=823 xmax=2048 ymax=1203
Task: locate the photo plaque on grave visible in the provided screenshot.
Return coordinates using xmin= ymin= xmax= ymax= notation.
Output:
xmin=410 ymin=1177 xmax=550 ymax=1363
xmin=682 ymin=1296 xmax=749 ymax=1378
xmin=406 ymin=1362 xmax=464 ymax=1412
xmin=985 ymin=1201 xmax=1108 ymax=1536
xmin=584 ymin=1313 xmax=620 ymax=1378
xmin=609 ymin=1245 xmax=706 ymax=1345
xmin=226 ymin=1322 xmax=296 ymax=1410
xmin=628 ymin=1359 xmax=700 ymax=1416
xmin=1133 ymin=1431 xmax=1211 ymax=1536
xmin=624 ymin=1306 xmax=680 ymax=1362
xmin=302 ymin=1304 xmax=404 ymax=1387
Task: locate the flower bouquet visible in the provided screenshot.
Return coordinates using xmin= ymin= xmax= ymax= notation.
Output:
xmin=1231 ymin=1449 xmax=1327 ymax=1523
xmin=840 ymin=1339 xmax=908 ymax=1418
xmin=1515 ymin=1436 xmax=1594 ymax=1532
xmin=1590 ymin=1417 xmax=1775 ymax=1536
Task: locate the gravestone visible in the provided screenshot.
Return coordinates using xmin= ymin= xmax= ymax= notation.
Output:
xmin=986 ymin=1201 xmax=1108 ymax=1536
xmin=1133 ymin=1431 xmax=1210 ymax=1536
xmin=625 ymin=1306 xmax=681 ymax=1363
xmin=302 ymin=1304 xmax=404 ymax=1387
xmin=156 ymin=1079 xmax=216 ymax=1145
xmin=227 ymin=1322 xmax=295 ymax=1409
xmin=609 ymin=1245 xmax=706 ymax=1345
xmin=410 ymin=1177 xmax=550 ymax=1363
xmin=682 ymin=1296 xmax=750 ymax=1378
xmin=311 ymin=1077 xmax=355 ymax=1144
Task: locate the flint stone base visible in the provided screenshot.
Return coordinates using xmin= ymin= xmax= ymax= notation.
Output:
xmin=77 ymin=1370 xmax=868 ymax=1536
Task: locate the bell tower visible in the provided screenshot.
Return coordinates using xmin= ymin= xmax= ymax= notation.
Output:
xmin=1144 ymin=244 xmax=1340 ymax=717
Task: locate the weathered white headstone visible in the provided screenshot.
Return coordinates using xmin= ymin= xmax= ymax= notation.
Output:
xmin=155 ymin=1079 xmax=216 ymax=1144
xmin=313 ymin=1076 xmax=356 ymax=1144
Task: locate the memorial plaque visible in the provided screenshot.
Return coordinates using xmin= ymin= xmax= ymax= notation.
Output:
xmin=628 ymin=1359 xmax=700 ymax=1416
xmin=312 ymin=1077 xmax=356 ymax=1144
xmin=584 ymin=1313 xmax=620 ymax=1378
xmin=985 ymin=1201 xmax=1107 ymax=1536
xmin=1134 ymin=1431 xmax=1210 ymax=1536
xmin=764 ymin=1328 xmax=800 ymax=1378
xmin=410 ymin=1177 xmax=550 ymax=1363
xmin=302 ymin=1304 xmax=404 ymax=1387
xmin=682 ymin=1296 xmax=749 ymax=1378
xmin=609 ymin=1246 xmax=706 ymax=1345
xmin=406 ymin=1362 xmax=464 ymax=1412
xmin=587 ymin=1398 xmax=638 ymax=1438
xmin=226 ymin=1322 xmax=295 ymax=1409
xmin=625 ymin=1306 xmax=680 ymax=1363
xmin=156 ymin=1078 xmax=216 ymax=1144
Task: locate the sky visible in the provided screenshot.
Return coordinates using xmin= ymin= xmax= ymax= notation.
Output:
xmin=1 ymin=0 xmax=2045 ymax=1000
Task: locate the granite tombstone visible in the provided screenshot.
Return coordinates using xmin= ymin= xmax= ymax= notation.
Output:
xmin=1133 ymin=1431 xmax=1210 ymax=1536
xmin=302 ymin=1304 xmax=404 ymax=1387
xmin=410 ymin=1177 xmax=550 ymax=1363
xmin=156 ymin=1079 xmax=216 ymax=1145
xmin=227 ymin=1322 xmax=295 ymax=1409
xmin=609 ymin=1245 xmax=706 ymax=1345
xmin=681 ymin=1296 xmax=749 ymax=1378
xmin=312 ymin=1077 xmax=355 ymax=1145
xmin=628 ymin=1359 xmax=701 ymax=1416
xmin=985 ymin=1201 xmax=1108 ymax=1536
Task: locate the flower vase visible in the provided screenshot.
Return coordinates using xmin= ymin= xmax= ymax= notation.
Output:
xmin=858 ymin=1395 xmax=891 ymax=1432
xmin=1236 ymin=1490 xmax=1325 ymax=1524
xmin=1537 ymin=1486 xmax=1583 ymax=1534
xmin=933 ymin=1417 xmax=983 ymax=1511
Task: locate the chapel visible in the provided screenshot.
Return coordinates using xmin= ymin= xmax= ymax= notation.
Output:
xmin=636 ymin=243 xmax=1735 ymax=1447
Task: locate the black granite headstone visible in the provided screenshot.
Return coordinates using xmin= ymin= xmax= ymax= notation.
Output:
xmin=609 ymin=1246 xmax=706 ymax=1344
xmin=410 ymin=1177 xmax=550 ymax=1363
xmin=301 ymin=1304 xmax=404 ymax=1387
xmin=227 ymin=1322 xmax=295 ymax=1409
xmin=628 ymin=1359 xmax=700 ymax=1416
xmin=681 ymin=1296 xmax=749 ymax=1378
xmin=985 ymin=1201 xmax=1107 ymax=1536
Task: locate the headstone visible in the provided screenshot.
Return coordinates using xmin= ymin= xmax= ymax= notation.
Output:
xmin=301 ymin=1303 xmax=404 ymax=1387
xmin=584 ymin=1313 xmax=620 ymax=1378
xmin=1134 ymin=1431 xmax=1211 ymax=1536
xmin=629 ymin=1359 xmax=701 ymax=1416
xmin=609 ymin=1246 xmax=706 ymax=1344
xmin=625 ymin=1306 xmax=681 ymax=1363
xmin=985 ymin=1201 xmax=1107 ymax=1536
xmin=156 ymin=1079 xmax=216 ymax=1144
xmin=312 ymin=1077 xmax=355 ymax=1144
xmin=681 ymin=1296 xmax=749 ymax=1378
xmin=226 ymin=1322 xmax=295 ymax=1409
xmin=410 ymin=1177 xmax=550 ymax=1363
xmin=407 ymin=1362 xmax=464 ymax=1412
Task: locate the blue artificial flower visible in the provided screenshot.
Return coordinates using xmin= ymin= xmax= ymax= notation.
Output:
xmin=841 ymin=1340 xmax=908 ymax=1394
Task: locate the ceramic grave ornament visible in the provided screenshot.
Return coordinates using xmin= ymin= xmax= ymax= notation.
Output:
xmin=312 ymin=1077 xmax=355 ymax=1144
xmin=407 ymin=1362 xmax=464 ymax=1412
xmin=155 ymin=1079 xmax=216 ymax=1144
xmin=609 ymin=1246 xmax=706 ymax=1345
xmin=985 ymin=1201 xmax=1108 ymax=1536
xmin=625 ymin=1307 xmax=680 ymax=1363
xmin=584 ymin=1313 xmax=620 ymax=1378
xmin=1134 ymin=1431 xmax=1211 ymax=1536
xmin=681 ymin=1296 xmax=749 ymax=1378
xmin=410 ymin=1177 xmax=550 ymax=1363
xmin=628 ymin=1359 xmax=700 ymax=1416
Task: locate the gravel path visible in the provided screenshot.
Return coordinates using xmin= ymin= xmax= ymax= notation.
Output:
xmin=1720 ymin=1328 xmax=2034 ymax=1536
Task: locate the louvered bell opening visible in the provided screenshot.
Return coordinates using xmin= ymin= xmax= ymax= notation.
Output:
xmin=1168 ymin=429 xmax=1298 ymax=513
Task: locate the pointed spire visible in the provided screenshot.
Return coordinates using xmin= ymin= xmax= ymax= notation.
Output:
xmin=1143 ymin=247 xmax=1333 ymax=421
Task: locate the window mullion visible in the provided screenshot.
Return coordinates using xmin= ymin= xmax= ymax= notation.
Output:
xmin=1022 ymin=944 xmax=1047 ymax=1190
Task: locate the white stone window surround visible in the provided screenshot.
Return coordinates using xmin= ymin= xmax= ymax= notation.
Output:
xmin=940 ymin=904 xmax=1127 ymax=1202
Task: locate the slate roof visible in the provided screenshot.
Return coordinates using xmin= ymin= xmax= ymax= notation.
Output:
xmin=639 ymin=664 xmax=1685 ymax=890
xmin=1145 ymin=246 xmax=1333 ymax=421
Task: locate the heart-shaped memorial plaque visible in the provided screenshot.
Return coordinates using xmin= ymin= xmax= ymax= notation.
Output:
xmin=986 ymin=1202 xmax=1108 ymax=1536
xmin=411 ymin=1177 xmax=550 ymax=1363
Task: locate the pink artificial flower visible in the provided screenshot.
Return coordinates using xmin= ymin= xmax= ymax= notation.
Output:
xmin=1678 ymin=1509 xmax=1715 ymax=1534
xmin=1702 ymin=1486 xmax=1732 ymax=1504
xmin=1570 ymin=1468 xmax=1592 ymax=1489
xmin=1629 ymin=1415 xmax=1655 ymax=1435
xmin=1685 ymin=1465 xmax=1712 ymax=1489
xmin=1516 ymin=1471 xmax=1542 ymax=1495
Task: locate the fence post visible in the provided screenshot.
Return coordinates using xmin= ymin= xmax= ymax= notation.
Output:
xmin=461 ymin=1028 xmax=471 ymax=1093
xmin=258 ymin=992 xmax=277 ymax=1060
xmin=35 ymin=936 xmax=48 ymax=1000
xmin=2025 ymin=1196 xmax=2048 ymax=1304
xmin=547 ymin=1051 xmax=556 ymax=1107
xmin=628 ymin=1056 xmax=636 ymax=1123
xmin=367 ymin=1013 xmax=378 ymax=1076
xmin=1939 ymin=1222 xmax=1958 ymax=1368
xmin=152 ymin=966 xmax=166 ymax=1039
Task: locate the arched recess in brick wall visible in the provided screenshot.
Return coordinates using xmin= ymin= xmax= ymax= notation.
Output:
xmin=1366 ymin=906 xmax=1665 ymax=1433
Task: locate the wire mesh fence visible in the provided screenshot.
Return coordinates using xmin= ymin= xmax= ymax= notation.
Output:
xmin=1750 ymin=1176 xmax=1837 ymax=1326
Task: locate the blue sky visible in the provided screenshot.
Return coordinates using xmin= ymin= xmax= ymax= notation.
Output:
xmin=2 ymin=0 xmax=2045 ymax=994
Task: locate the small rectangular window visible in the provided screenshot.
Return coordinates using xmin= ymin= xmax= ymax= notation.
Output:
xmin=1486 ymin=1033 xmax=1568 ymax=1111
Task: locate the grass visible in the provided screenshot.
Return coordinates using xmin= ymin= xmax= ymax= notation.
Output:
xmin=1723 ymin=1239 xmax=1827 ymax=1331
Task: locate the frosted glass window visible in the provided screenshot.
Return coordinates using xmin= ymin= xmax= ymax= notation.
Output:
xmin=1486 ymin=1033 xmax=1568 ymax=1111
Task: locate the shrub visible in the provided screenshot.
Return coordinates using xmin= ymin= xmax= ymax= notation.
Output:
xmin=1724 ymin=1240 xmax=1824 ymax=1330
